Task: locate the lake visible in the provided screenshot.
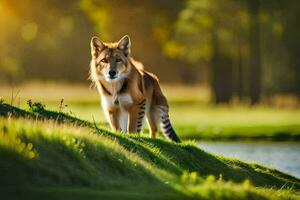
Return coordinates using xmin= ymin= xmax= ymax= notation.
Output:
xmin=198 ymin=141 xmax=300 ymax=178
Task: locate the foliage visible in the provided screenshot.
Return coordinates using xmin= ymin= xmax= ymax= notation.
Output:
xmin=159 ymin=0 xmax=300 ymax=102
xmin=27 ymin=100 xmax=45 ymax=113
xmin=0 ymin=0 xmax=299 ymax=103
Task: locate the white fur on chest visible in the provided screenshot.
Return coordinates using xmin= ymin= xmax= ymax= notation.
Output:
xmin=101 ymin=93 xmax=133 ymax=109
xmin=118 ymin=94 xmax=133 ymax=106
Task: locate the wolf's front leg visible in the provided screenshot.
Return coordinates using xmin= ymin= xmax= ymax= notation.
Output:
xmin=107 ymin=109 xmax=120 ymax=131
xmin=128 ymin=100 xmax=146 ymax=133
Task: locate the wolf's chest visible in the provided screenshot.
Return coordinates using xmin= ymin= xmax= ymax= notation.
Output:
xmin=101 ymin=93 xmax=133 ymax=109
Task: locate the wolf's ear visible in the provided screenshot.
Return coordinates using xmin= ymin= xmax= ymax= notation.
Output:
xmin=91 ymin=36 xmax=104 ymax=58
xmin=117 ymin=35 xmax=131 ymax=57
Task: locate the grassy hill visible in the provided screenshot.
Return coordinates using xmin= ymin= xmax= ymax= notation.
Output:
xmin=0 ymin=102 xmax=300 ymax=200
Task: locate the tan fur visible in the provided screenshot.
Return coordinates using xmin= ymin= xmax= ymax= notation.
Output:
xmin=90 ymin=35 xmax=180 ymax=142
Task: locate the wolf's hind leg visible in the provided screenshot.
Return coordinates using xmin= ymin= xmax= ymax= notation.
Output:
xmin=147 ymin=109 xmax=158 ymax=138
xmin=128 ymin=99 xmax=146 ymax=133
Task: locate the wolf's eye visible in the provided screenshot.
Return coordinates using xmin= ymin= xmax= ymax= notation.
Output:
xmin=101 ymin=58 xmax=108 ymax=63
xmin=116 ymin=58 xmax=122 ymax=63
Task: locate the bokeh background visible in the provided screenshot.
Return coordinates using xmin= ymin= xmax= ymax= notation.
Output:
xmin=1 ymin=0 xmax=300 ymax=103
xmin=0 ymin=0 xmax=300 ymax=177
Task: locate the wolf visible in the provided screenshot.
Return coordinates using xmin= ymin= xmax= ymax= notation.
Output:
xmin=89 ymin=35 xmax=181 ymax=142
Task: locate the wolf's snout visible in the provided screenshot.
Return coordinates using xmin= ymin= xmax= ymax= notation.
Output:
xmin=108 ymin=69 xmax=117 ymax=78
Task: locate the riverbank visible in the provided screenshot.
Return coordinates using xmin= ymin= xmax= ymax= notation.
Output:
xmin=198 ymin=141 xmax=300 ymax=178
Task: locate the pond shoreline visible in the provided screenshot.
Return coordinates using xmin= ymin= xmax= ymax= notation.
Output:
xmin=179 ymin=128 xmax=300 ymax=141
xmin=198 ymin=141 xmax=300 ymax=179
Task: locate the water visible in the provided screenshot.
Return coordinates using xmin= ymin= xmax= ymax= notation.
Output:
xmin=198 ymin=141 xmax=300 ymax=178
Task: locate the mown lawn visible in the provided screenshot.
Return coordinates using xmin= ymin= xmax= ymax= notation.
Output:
xmin=30 ymin=101 xmax=298 ymax=141
xmin=0 ymin=103 xmax=300 ymax=199
xmin=62 ymin=103 xmax=300 ymax=141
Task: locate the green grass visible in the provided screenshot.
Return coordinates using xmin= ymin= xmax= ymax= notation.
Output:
xmin=45 ymin=102 xmax=300 ymax=141
xmin=2 ymin=83 xmax=300 ymax=141
xmin=170 ymin=104 xmax=300 ymax=141
xmin=9 ymin=101 xmax=300 ymax=141
xmin=0 ymin=103 xmax=300 ymax=199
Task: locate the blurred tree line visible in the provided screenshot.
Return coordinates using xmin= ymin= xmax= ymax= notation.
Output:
xmin=0 ymin=0 xmax=299 ymax=103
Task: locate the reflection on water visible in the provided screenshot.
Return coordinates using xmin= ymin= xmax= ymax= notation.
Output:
xmin=198 ymin=142 xmax=300 ymax=178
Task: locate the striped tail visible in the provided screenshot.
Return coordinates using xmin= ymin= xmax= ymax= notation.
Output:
xmin=158 ymin=106 xmax=181 ymax=143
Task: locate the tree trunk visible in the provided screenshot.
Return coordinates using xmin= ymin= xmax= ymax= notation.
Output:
xmin=248 ymin=0 xmax=262 ymax=104
xmin=211 ymin=29 xmax=233 ymax=104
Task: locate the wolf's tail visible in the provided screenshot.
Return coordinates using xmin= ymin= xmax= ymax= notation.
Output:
xmin=158 ymin=106 xmax=181 ymax=143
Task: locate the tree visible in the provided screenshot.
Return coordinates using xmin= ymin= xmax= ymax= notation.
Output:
xmin=160 ymin=0 xmax=249 ymax=103
xmin=247 ymin=0 xmax=262 ymax=104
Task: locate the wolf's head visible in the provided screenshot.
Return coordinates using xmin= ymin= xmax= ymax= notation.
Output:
xmin=90 ymin=35 xmax=131 ymax=83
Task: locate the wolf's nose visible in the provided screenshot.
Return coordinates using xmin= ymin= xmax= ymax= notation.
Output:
xmin=108 ymin=70 xmax=116 ymax=78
